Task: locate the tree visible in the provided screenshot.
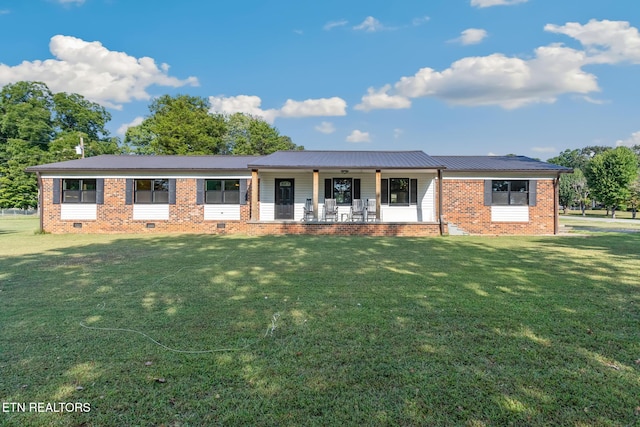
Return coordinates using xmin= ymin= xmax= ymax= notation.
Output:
xmin=559 ymin=169 xmax=589 ymax=214
xmin=547 ymin=146 xmax=611 ymax=170
xmin=125 ymin=99 xmax=301 ymax=155
xmin=0 ymin=81 xmax=121 ymax=208
xmin=585 ymin=147 xmax=639 ymax=218
xmin=128 ymin=94 xmax=227 ymax=155
xmin=225 ymin=113 xmax=301 ymax=155
xmin=0 ymin=81 xmax=54 ymax=145
xmin=52 ymin=92 xmax=111 ymax=141
xmin=0 ymin=139 xmax=51 ymax=209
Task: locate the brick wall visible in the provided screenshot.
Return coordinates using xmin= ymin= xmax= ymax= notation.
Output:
xmin=40 ymin=177 xmax=557 ymax=236
xmin=440 ymin=179 xmax=557 ymax=235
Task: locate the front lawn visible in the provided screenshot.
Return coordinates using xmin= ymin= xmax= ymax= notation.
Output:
xmin=1 ymin=217 xmax=639 ymax=426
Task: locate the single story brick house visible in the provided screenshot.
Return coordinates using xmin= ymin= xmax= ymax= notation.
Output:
xmin=26 ymin=150 xmax=571 ymax=236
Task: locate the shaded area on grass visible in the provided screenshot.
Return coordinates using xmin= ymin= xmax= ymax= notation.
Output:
xmin=1 ymin=222 xmax=639 ymax=426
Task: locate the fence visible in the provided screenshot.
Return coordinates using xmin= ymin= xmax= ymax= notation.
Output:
xmin=0 ymin=208 xmax=38 ymax=216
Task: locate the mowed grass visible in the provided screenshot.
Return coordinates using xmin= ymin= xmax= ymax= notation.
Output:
xmin=1 ymin=217 xmax=639 ymax=426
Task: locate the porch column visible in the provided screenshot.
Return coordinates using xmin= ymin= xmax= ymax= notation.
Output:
xmin=251 ymin=169 xmax=259 ymax=220
xmin=375 ymin=170 xmax=381 ymax=221
xmin=554 ymin=173 xmax=560 ymax=235
xmin=312 ymin=170 xmax=319 ymax=220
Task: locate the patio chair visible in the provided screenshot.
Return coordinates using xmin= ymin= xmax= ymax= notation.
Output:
xmin=302 ymin=198 xmax=315 ymax=221
xmin=323 ymin=198 xmax=339 ymax=221
xmin=350 ymin=199 xmax=365 ymax=222
xmin=366 ymin=198 xmax=378 ymax=222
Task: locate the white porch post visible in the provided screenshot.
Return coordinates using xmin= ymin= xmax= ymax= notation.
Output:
xmin=375 ymin=169 xmax=381 ymax=221
xmin=313 ymin=170 xmax=319 ymax=220
xmin=251 ymin=169 xmax=259 ymax=220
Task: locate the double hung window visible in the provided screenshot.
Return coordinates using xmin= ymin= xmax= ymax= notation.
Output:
xmin=381 ymin=178 xmax=418 ymax=205
xmin=62 ymin=179 xmax=97 ymax=203
xmin=205 ymin=179 xmax=240 ymax=204
xmin=491 ymin=180 xmax=529 ymax=205
xmin=135 ymin=179 xmax=169 ymax=203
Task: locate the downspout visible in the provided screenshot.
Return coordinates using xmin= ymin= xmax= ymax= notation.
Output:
xmin=36 ymin=172 xmax=43 ymax=233
xmin=554 ymin=172 xmax=560 ymax=235
xmin=437 ymin=169 xmax=444 ymax=236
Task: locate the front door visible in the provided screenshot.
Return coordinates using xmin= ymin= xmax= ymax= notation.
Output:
xmin=275 ymin=179 xmax=295 ymax=220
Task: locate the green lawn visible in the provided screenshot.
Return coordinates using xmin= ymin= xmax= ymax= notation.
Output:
xmin=1 ymin=217 xmax=639 ymax=426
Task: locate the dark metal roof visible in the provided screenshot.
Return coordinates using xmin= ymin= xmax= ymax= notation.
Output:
xmin=248 ymin=151 xmax=446 ymax=169
xmin=26 ymin=154 xmax=261 ymax=172
xmin=432 ymin=156 xmax=573 ymax=172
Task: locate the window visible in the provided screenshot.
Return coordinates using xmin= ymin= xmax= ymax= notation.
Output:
xmin=381 ymin=178 xmax=418 ymax=205
xmin=491 ymin=180 xmax=529 ymax=205
xmin=205 ymin=179 xmax=240 ymax=204
xmin=62 ymin=179 xmax=96 ymax=203
xmin=325 ymin=178 xmax=361 ymax=205
xmin=135 ymin=179 xmax=169 ymax=204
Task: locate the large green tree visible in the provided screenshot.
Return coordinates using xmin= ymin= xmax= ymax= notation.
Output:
xmin=225 ymin=113 xmax=300 ymax=155
xmin=547 ymin=146 xmax=611 ymax=170
xmin=559 ymin=169 xmax=589 ymax=215
xmin=585 ymin=146 xmax=638 ymax=218
xmin=125 ymin=96 xmax=300 ymax=155
xmin=0 ymin=81 xmax=120 ymax=208
xmin=127 ymin=94 xmax=227 ymax=155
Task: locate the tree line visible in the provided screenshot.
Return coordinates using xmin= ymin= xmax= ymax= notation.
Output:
xmin=548 ymin=146 xmax=640 ymax=218
xmin=0 ymin=81 xmax=301 ymax=209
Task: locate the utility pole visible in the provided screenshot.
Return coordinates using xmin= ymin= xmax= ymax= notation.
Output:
xmin=75 ymin=136 xmax=85 ymax=158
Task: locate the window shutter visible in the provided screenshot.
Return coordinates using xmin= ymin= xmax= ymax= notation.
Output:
xmin=410 ymin=178 xmax=418 ymax=205
xmin=96 ymin=178 xmax=104 ymax=204
xmin=169 ymin=179 xmax=176 ymax=204
xmin=354 ymin=179 xmax=361 ymax=200
xmin=52 ymin=178 xmax=61 ymax=204
xmin=196 ymin=179 xmax=204 ymax=205
xmin=125 ymin=179 xmax=133 ymax=205
xmin=240 ymin=179 xmax=248 ymax=205
xmin=529 ymin=180 xmax=537 ymax=206
xmin=381 ymin=179 xmax=389 ymax=204
xmin=484 ymin=180 xmax=492 ymax=206
xmin=324 ymin=179 xmax=332 ymax=199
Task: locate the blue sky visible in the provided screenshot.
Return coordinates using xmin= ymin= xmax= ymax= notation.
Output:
xmin=0 ymin=0 xmax=638 ymax=159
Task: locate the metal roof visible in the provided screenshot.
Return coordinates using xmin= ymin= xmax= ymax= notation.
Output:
xmin=26 ymin=154 xmax=261 ymax=172
xmin=432 ymin=156 xmax=572 ymax=172
xmin=248 ymin=151 xmax=446 ymax=169
xmin=25 ymin=152 xmax=572 ymax=174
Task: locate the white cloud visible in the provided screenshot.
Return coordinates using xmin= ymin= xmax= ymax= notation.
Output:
xmin=57 ymin=0 xmax=85 ymax=4
xmin=315 ymin=121 xmax=336 ymax=134
xmin=117 ymin=116 xmax=144 ymax=135
xmin=394 ymin=128 xmax=403 ymax=139
xmin=616 ymin=131 xmax=640 ymax=147
xmin=293 ymin=29 xmax=303 ymax=35
xmin=324 ymin=20 xmax=348 ymax=31
xmin=457 ymin=28 xmax=488 ymax=45
xmin=545 ymin=19 xmax=640 ymax=64
xmin=412 ymin=16 xmax=430 ymax=27
xmin=346 ymin=130 xmax=371 ymax=143
xmin=354 ymin=16 xmax=386 ymax=32
xmin=116 ymin=116 xmax=144 ymax=135
xmin=208 ymin=95 xmax=279 ymax=123
xmin=0 ymin=9 xmax=10 ymax=14
xmin=279 ymin=97 xmax=347 ymax=118
xmin=471 ymin=0 xmax=528 ymax=8
xmin=357 ymin=19 xmax=640 ymax=111
xmin=355 ymin=85 xmax=411 ymax=111
xmin=0 ymin=35 xmax=198 ymax=109
xmin=209 ymin=95 xmax=347 ymax=123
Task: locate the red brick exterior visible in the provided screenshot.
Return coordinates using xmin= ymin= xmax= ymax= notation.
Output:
xmin=39 ymin=177 xmax=558 ymax=236
xmin=440 ymin=179 xmax=557 ymax=235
